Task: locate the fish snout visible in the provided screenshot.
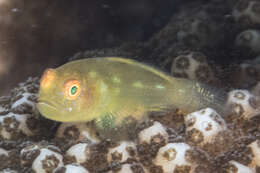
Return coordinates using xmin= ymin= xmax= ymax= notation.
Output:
xmin=40 ymin=68 xmax=56 ymax=89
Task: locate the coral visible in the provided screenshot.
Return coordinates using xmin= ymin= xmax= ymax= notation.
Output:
xmin=175 ymin=13 xmax=218 ymax=48
xmin=0 ymin=96 xmax=10 ymax=115
xmin=153 ymin=143 xmax=196 ymax=173
xmin=226 ymin=90 xmax=259 ymax=119
xmin=229 ymin=62 xmax=260 ymax=88
xmin=235 ymin=29 xmax=260 ymax=54
xmin=184 ymin=108 xmax=227 ymax=145
xmin=251 ymin=81 xmax=260 ymax=96
xmin=0 ymin=148 xmax=10 ymax=170
xmin=56 ymin=122 xmax=100 ymax=144
xmin=146 ymin=2 xmax=226 ymax=67
xmin=0 ymin=112 xmax=35 ymax=140
xmin=224 ymin=161 xmax=255 ymax=173
xmin=54 ymin=164 xmax=89 ymax=173
xmin=0 ymin=169 xmax=18 ymax=173
xmin=107 ymin=141 xmax=137 ymax=163
xmin=65 ymin=143 xmax=91 ymax=164
xmin=233 ymin=0 xmax=260 ymax=26
xmin=10 ymin=77 xmax=39 ymax=115
xmin=0 ymin=77 xmax=51 ymax=141
xmin=248 ymin=140 xmax=260 ymax=169
xmin=138 ymin=121 xmax=168 ymax=145
xmin=20 ymin=143 xmax=63 ymax=173
xmin=0 ymin=148 xmax=8 ymax=157
xmin=171 ymin=51 xmax=216 ymax=84
xmin=109 ymin=163 xmax=147 ymax=173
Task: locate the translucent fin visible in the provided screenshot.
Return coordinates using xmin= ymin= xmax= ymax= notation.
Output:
xmin=95 ymin=112 xmax=117 ymax=130
xmin=94 ymin=111 xmax=139 ymax=140
xmin=192 ymin=81 xmax=228 ymax=114
xmin=161 ymin=78 xmax=228 ymax=116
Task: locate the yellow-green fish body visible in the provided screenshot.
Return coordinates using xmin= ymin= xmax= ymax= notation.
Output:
xmin=37 ymin=57 xmax=226 ymax=128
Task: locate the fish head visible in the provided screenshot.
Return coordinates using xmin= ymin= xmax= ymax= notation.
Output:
xmin=37 ymin=65 xmax=102 ymax=122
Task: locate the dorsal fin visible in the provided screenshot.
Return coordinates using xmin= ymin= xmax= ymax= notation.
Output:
xmin=105 ymin=57 xmax=174 ymax=83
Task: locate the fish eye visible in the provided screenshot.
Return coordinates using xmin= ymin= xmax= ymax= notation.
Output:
xmin=71 ymin=86 xmax=78 ymax=95
xmin=64 ymin=79 xmax=81 ymax=100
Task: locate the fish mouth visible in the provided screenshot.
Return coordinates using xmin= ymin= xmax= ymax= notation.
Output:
xmin=37 ymin=99 xmax=76 ymax=122
xmin=37 ymin=99 xmax=60 ymax=113
xmin=37 ymin=99 xmax=62 ymax=121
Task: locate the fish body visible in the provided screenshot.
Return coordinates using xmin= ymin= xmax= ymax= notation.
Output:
xmin=37 ymin=57 xmax=226 ymax=128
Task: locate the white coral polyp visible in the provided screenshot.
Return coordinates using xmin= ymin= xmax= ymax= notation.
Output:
xmin=235 ymin=30 xmax=260 ymax=53
xmin=249 ymin=140 xmax=260 ymax=168
xmin=0 ymin=148 xmax=9 ymax=156
xmin=11 ymin=92 xmax=37 ymax=110
xmin=185 ymin=108 xmax=226 ymax=144
xmin=0 ymin=105 xmax=8 ymax=114
xmin=0 ymin=112 xmax=34 ymax=139
xmin=228 ymin=161 xmax=255 ymax=173
xmin=226 ymin=90 xmax=258 ymax=119
xmin=20 ymin=144 xmax=40 ymax=155
xmin=154 ymin=143 xmax=195 ymax=173
xmin=0 ymin=169 xmax=18 ymax=173
xmin=171 ymin=52 xmax=214 ymax=83
xmin=66 ymin=143 xmax=90 ymax=164
xmin=233 ymin=1 xmax=260 ymax=25
xmin=138 ymin=121 xmax=168 ymax=144
xmin=56 ymin=122 xmax=100 ymax=143
xmin=107 ymin=141 xmax=136 ymax=163
xmin=171 ymin=52 xmax=202 ymax=79
xmin=252 ymin=81 xmax=260 ymax=97
xmin=55 ymin=164 xmax=89 ymax=173
xmin=32 ymin=148 xmax=63 ymax=173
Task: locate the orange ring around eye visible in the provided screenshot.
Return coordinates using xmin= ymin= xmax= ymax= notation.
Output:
xmin=41 ymin=68 xmax=56 ymax=88
xmin=64 ymin=79 xmax=82 ymax=100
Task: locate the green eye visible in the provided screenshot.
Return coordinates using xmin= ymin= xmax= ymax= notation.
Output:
xmin=65 ymin=80 xmax=81 ymax=100
xmin=71 ymin=86 xmax=78 ymax=95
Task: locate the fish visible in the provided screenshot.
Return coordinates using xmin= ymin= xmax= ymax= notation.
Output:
xmin=37 ymin=57 xmax=227 ymax=130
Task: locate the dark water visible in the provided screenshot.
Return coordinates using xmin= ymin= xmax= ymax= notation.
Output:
xmin=0 ymin=0 xmax=177 ymax=95
xmin=0 ymin=0 xmax=257 ymax=93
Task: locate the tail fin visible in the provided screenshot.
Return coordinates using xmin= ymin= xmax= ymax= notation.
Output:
xmin=172 ymin=78 xmax=228 ymax=116
xmin=191 ymin=81 xmax=228 ymax=115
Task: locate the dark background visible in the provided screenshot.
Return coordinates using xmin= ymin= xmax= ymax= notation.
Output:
xmin=0 ymin=0 xmax=177 ymax=95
